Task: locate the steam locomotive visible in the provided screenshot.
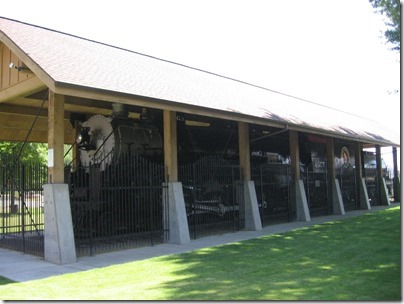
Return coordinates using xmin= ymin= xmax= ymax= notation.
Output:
xmin=69 ymin=104 xmax=249 ymax=237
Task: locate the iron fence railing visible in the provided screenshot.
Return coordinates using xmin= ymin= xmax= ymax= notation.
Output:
xmin=0 ymin=159 xmax=46 ymax=256
xmin=251 ymin=163 xmax=293 ymax=226
xmin=66 ymin=152 xmax=168 ymax=256
xmin=179 ymin=156 xmax=244 ymax=239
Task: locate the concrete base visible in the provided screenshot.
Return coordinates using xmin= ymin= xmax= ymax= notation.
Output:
xmin=380 ymin=177 xmax=391 ymax=206
xmin=359 ymin=178 xmax=371 ymax=210
xmin=332 ymin=179 xmax=345 ymax=215
xmin=243 ymin=181 xmax=262 ymax=231
xmin=294 ymin=179 xmax=311 ymax=222
xmin=165 ymin=182 xmax=190 ymax=244
xmin=43 ymin=184 xmax=76 ymax=264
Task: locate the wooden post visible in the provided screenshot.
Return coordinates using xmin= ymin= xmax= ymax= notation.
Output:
xmin=326 ymin=137 xmax=344 ymax=214
xmin=376 ymin=145 xmax=390 ymax=205
xmin=163 ymin=110 xmax=178 ymax=182
xmin=238 ymin=121 xmax=251 ymax=180
xmin=45 ymin=92 xmax=76 ymax=264
xmin=289 ymin=130 xmax=310 ymax=221
xmin=47 ymin=91 xmax=65 ymax=183
xmin=289 ymin=130 xmax=300 ymax=181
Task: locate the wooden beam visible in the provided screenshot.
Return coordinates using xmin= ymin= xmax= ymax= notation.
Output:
xmin=289 ymin=130 xmax=300 ymax=180
xmin=326 ymin=137 xmax=335 ymax=179
xmin=0 ymin=76 xmax=45 ymax=102
xmin=48 ymin=92 xmax=65 ymax=183
xmin=0 ymin=112 xmax=74 ymax=143
xmin=238 ymin=121 xmax=251 ymax=180
xmin=163 ymin=110 xmax=178 ymax=182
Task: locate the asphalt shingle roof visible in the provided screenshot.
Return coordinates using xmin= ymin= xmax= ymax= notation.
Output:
xmin=0 ymin=17 xmax=399 ymax=146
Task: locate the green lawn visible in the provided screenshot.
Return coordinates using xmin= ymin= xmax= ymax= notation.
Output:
xmin=0 ymin=206 xmax=400 ymax=300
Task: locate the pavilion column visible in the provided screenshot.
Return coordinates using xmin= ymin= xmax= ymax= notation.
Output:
xmin=289 ymin=130 xmax=310 ymax=221
xmin=44 ymin=91 xmax=76 ymax=264
xmin=375 ymin=145 xmax=390 ymax=205
xmin=47 ymin=92 xmax=65 ymax=183
xmin=392 ymin=147 xmax=400 ymax=202
xmin=238 ymin=122 xmax=261 ymax=230
xmin=163 ymin=110 xmax=189 ymax=244
xmin=326 ymin=138 xmax=344 ymax=215
xmin=354 ymin=142 xmax=370 ymax=209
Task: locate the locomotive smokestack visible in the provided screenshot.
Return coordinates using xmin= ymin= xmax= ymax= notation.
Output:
xmin=112 ymin=103 xmax=128 ymax=118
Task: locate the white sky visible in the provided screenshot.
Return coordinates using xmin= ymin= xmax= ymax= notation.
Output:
xmin=0 ymin=0 xmax=401 ymax=168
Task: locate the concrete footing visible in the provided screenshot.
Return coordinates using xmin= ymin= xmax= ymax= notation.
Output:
xmin=380 ymin=177 xmax=391 ymax=206
xmin=294 ymin=179 xmax=311 ymax=222
xmin=165 ymin=182 xmax=190 ymax=244
xmin=359 ymin=178 xmax=371 ymax=210
xmin=332 ymin=179 xmax=345 ymax=215
xmin=43 ymin=184 xmax=76 ymax=264
xmin=243 ymin=181 xmax=262 ymax=231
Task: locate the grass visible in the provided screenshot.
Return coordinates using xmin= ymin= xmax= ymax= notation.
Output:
xmin=0 ymin=207 xmax=44 ymax=233
xmin=0 ymin=206 xmax=400 ymax=300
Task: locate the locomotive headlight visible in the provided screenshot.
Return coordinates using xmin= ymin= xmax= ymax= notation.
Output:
xmin=77 ymin=128 xmax=95 ymax=150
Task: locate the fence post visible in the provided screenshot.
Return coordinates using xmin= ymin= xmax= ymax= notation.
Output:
xmin=21 ymin=164 xmax=26 ymax=253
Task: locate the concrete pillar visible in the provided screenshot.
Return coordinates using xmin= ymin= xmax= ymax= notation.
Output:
xmin=243 ymin=181 xmax=262 ymax=230
xmin=44 ymin=184 xmax=76 ymax=264
xmin=289 ymin=130 xmax=310 ymax=221
xmin=295 ymin=180 xmax=311 ymax=221
xmin=238 ymin=122 xmax=262 ymax=230
xmin=392 ymin=147 xmax=400 ymax=202
xmin=165 ymin=182 xmax=190 ymax=244
xmin=376 ymin=145 xmax=390 ymax=206
xmin=45 ymin=92 xmax=76 ymax=264
xmin=358 ymin=178 xmax=371 ymax=210
xmin=331 ymin=179 xmax=345 ymax=215
xmin=380 ymin=177 xmax=391 ymax=206
xmin=354 ymin=142 xmax=370 ymax=209
xmin=163 ymin=111 xmax=190 ymax=243
xmin=326 ymin=138 xmax=345 ymax=215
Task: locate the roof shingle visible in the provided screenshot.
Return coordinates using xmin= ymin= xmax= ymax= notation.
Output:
xmin=0 ymin=17 xmax=399 ymax=146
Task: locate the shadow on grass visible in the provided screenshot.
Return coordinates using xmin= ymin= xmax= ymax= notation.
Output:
xmin=0 ymin=276 xmax=16 ymax=286
xmin=157 ymin=207 xmax=401 ymax=301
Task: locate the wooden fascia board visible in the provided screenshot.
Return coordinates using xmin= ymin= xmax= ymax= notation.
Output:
xmin=287 ymin=124 xmax=399 ymax=148
xmin=0 ymin=32 xmax=56 ymax=91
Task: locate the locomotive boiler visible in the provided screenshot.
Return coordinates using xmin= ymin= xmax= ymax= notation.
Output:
xmin=75 ymin=103 xmax=163 ymax=170
xmin=69 ymin=104 xmax=166 ymax=238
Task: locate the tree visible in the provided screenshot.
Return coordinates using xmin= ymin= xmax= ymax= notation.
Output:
xmin=0 ymin=142 xmax=48 ymax=164
xmin=369 ymin=0 xmax=401 ymax=51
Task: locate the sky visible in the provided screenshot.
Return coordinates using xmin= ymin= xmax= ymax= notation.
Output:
xmin=0 ymin=0 xmax=401 ymax=168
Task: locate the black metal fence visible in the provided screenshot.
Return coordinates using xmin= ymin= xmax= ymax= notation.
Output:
xmin=302 ymin=165 xmax=330 ymax=216
xmin=0 ymin=158 xmax=46 ymax=256
xmin=179 ymin=156 xmax=244 ymax=239
xmin=337 ymin=167 xmax=358 ymax=211
xmin=251 ymin=163 xmax=293 ymax=226
xmin=66 ymin=153 xmax=168 ymax=256
xmin=364 ymin=168 xmax=382 ymax=206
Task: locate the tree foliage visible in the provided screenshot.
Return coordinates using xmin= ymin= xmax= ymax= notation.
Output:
xmin=0 ymin=142 xmax=48 ymax=164
xmin=369 ymin=0 xmax=401 ymax=50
